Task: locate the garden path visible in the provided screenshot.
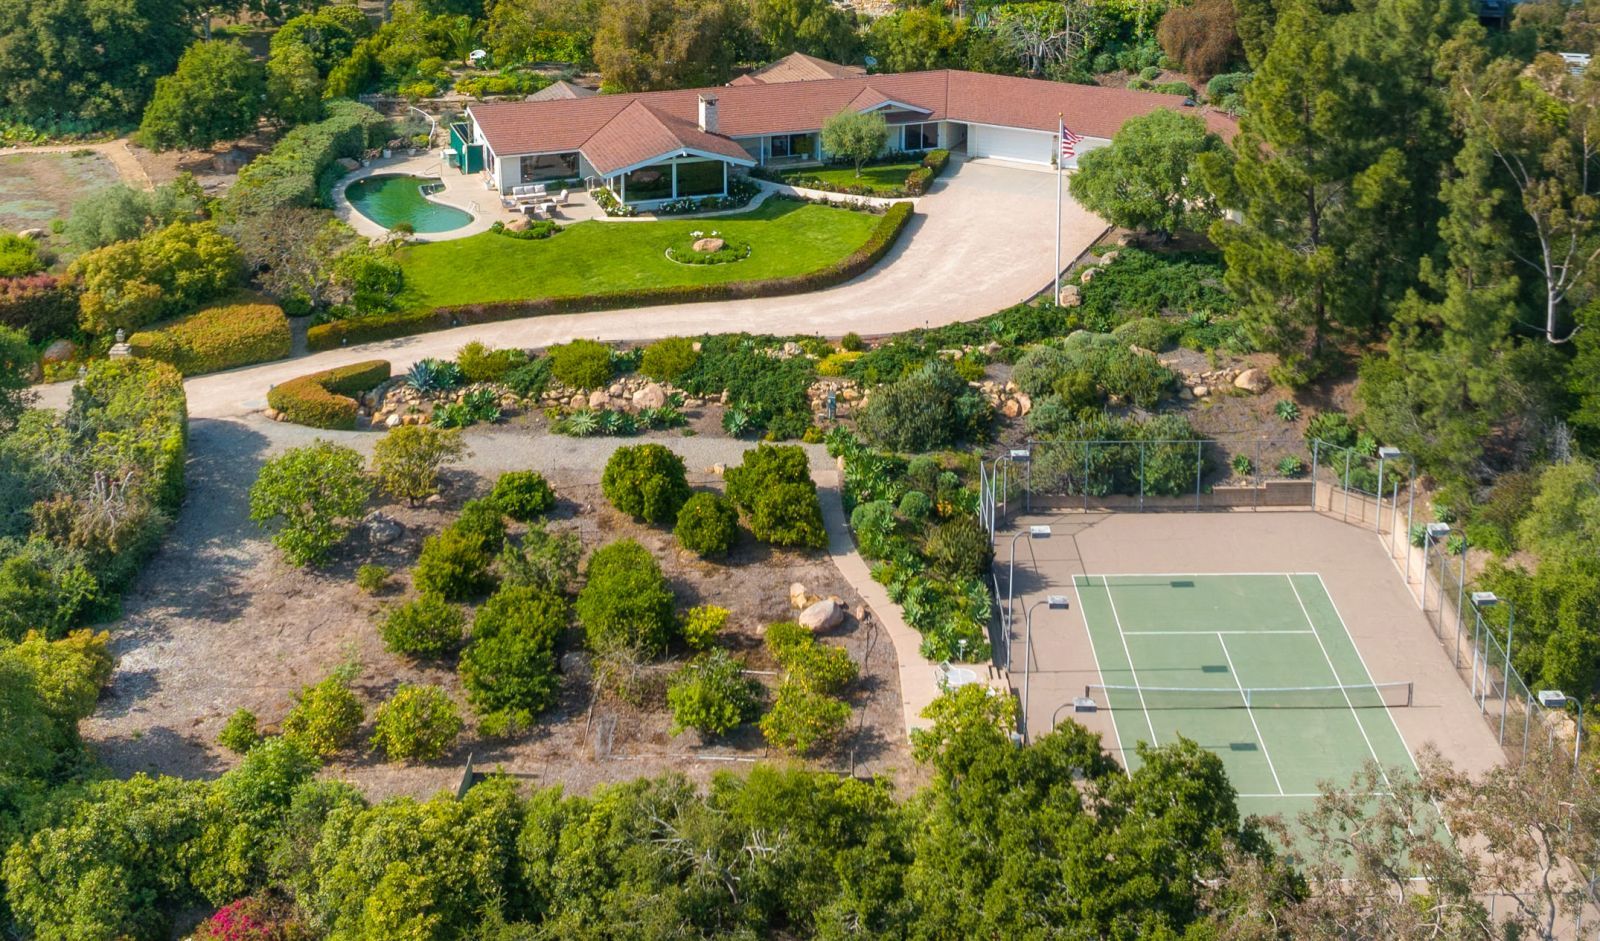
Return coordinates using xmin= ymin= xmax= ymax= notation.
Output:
xmin=31 ymin=160 xmax=1104 ymax=419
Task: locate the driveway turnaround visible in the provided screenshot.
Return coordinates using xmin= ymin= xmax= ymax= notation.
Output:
xmin=42 ymin=160 xmax=1106 ymax=419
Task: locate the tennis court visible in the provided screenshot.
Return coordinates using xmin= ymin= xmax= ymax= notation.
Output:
xmin=1075 ymin=572 xmax=1418 ymax=823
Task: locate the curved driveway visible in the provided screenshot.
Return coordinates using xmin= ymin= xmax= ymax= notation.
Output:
xmin=76 ymin=160 xmax=1106 ymax=419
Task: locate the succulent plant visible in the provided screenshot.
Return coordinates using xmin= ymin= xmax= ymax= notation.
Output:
xmin=561 ymin=409 xmax=601 ymax=437
xmin=462 ymin=387 xmax=501 ymax=423
xmin=406 ymin=358 xmax=465 ymax=393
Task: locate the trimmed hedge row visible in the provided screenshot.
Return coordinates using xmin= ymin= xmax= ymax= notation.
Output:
xmin=223 ymin=100 xmax=387 ymax=217
xmin=267 ymin=359 xmax=391 ymax=429
xmin=905 ymin=149 xmax=950 ymax=197
xmin=306 ymin=203 xmax=915 ymax=351
xmin=129 ymin=301 xmax=291 ymax=376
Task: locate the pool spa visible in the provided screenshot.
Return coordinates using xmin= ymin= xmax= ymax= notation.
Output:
xmin=345 ymin=174 xmax=473 ymax=234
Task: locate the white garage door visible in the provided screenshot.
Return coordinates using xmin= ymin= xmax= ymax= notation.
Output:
xmin=967 ymin=124 xmax=1055 ymax=165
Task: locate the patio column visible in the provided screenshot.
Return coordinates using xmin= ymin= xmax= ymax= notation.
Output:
xmin=721 ymin=162 xmax=727 ymax=196
xmin=671 ymin=161 xmax=678 ymax=200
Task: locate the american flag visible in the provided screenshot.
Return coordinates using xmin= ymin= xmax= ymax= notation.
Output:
xmin=1059 ymin=120 xmax=1083 ymax=160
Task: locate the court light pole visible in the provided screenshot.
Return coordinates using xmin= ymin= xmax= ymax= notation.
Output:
xmin=1376 ymin=446 xmax=1402 ymax=542
xmin=1009 ymin=448 xmax=1032 ymax=513
xmin=1538 ymin=690 xmax=1584 ymax=772
xmin=1022 ymin=594 xmax=1070 ymax=744
xmin=1472 ymin=591 xmax=1516 ymax=745
xmin=1006 ymin=525 xmax=1051 ymax=669
xmin=1421 ymin=523 xmax=1450 ymax=611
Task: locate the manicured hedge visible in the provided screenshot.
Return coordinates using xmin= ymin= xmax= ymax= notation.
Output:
xmin=305 ymin=203 xmax=915 ymax=351
xmin=267 ymin=359 xmax=391 ymax=430
xmin=906 ymin=149 xmax=950 ymax=196
xmin=129 ymin=301 xmax=291 ymax=375
xmin=223 ymin=100 xmax=387 ymax=217
xmin=0 ymin=274 xmax=78 ymax=342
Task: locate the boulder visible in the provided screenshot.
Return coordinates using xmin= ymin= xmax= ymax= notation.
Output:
xmin=1099 ymin=250 xmax=1120 ymax=265
xmin=692 ymin=237 xmax=725 ymax=253
xmin=1193 ymin=385 xmax=1210 ymax=397
xmin=40 ymin=338 xmax=77 ymax=364
xmin=335 ymin=157 xmax=361 ymax=172
xmin=587 ymin=388 xmax=609 ymax=409
xmin=798 ymin=598 xmax=845 ymax=631
xmin=789 ymin=582 xmax=810 ymax=610
xmin=385 ymin=413 xmax=402 ymax=428
xmin=569 ymin=393 xmax=586 ymax=409
xmin=632 ymin=382 xmax=667 ymax=410
xmin=363 ymin=512 xmax=404 ymax=544
xmin=1079 ymin=266 xmax=1099 ymax=284
xmin=781 ymin=341 xmax=803 ymax=358
xmin=17 ymin=227 xmax=45 ymax=241
xmin=506 ymin=218 xmax=531 ymax=232
xmin=211 ymin=148 xmax=252 ymax=173
xmin=1234 ymin=368 xmax=1271 ymax=394
xmin=1130 ymin=345 xmax=1155 ymax=358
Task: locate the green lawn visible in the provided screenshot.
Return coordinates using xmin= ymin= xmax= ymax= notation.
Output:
xmin=776 ymin=162 xmax=921 ymax=195
xmin=399 ymin=197 xmax=884 ymax=308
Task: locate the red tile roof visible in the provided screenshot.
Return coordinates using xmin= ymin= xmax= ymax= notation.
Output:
xmin=468 ymin=69 xmax=1238 ymax=172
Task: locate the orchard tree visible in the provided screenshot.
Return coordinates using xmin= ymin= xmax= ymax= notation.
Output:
xmin=371 ymin=425 xmax=468 ymax=506
xmin=1072 ymin=109 xmax=1224 ymax=241
xmin=593 ymin=0 xmax=746 ymax=91
xmin=249 ymin=440 xmax=372 ymax=565
xmin=751 ymin=0 xmax=861 ymax=63
xmin=867 ymin=8 xmax=966 ymax=72
xmin=487 ymin=0 xmax=601 ymax=65
xmin=139 ymin=41 xmax=267 ymax=152
xmin=821 ymin=110 xmax=888 ymax=177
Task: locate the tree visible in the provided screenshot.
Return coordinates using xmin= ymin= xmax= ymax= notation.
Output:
xmin=1071 ymin=109 xmax=1224 ymax=240
xmin=139 ymin=41 xmax=266 ymax=152
xmin=0 ymin=0 xmax=193 ymax=129
xmin=867 ymin=8 xmax=966 ymax=73
xmin=667 ymin=649 xmax=759 ymax=736
xmin=370 ymin=684 xmax=463 ymax=762
xmin=227 ymin=210 xmax=364 ymax=315
xmin=1157 ymin=0 xmax=1243 ymax=79
xmin=992 ymin=2 xmax=1088 ymax=77
xmin=281 ymin=667 xmax=365 ymax=757
xmin=459 ymin=584 xmax=567 ymax=734
xmin=751 ymin=0 xmax=860 ymax=63
xmin=65 ymin=176 xmax=205 ymax=252
xmin=266 ymin=41 xmax=323 ymax=126
xmin=601 ymin=443 xmax=690 ymax=524
xmin=371 ymin=425 xmax=467 ymax=506
xmin=71 ymin=221 xmax=243 ymax=336
xmin=271 ymin=5 xmax=376 ymax=74
xmin=0 ymin=325 xmax=36 ymax=433
xmin=593 ymin=0 xmax=747 ymax=91
xmin=575 ymin=539 xmax=677 ymax=657
xmin=821 ymin=110 xmax=888 ymax=177
xmin=488 ymin=0 xmax=601 ymax=65
xmin=761 ymin=682 xmax=850 ymax=754
xmin=248 ymin=440 xmax=372 ymax=566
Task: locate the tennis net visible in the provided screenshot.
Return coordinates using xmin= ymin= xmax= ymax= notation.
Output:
xmin=1085 ymin=681 xmax=1413 ymax=710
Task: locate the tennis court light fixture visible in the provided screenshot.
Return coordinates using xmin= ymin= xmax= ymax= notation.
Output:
xmin=1005 ymin=526 xmax=1053 ymax=668
xmin=1378 ymin=446 xmax=1403 ymax=460
xmin=1425 ymin=522 xmax=1452 ymax=541
xmin=1009 ymin=448 xmax=1032 ymax=462
xmin=1030 ymin=524 xmax=1051 ymax=537
xmin=1022 ymin=595 xmax=1072 ymax=744
xmin=1471 ymin=591 xmax=1501 ymax=608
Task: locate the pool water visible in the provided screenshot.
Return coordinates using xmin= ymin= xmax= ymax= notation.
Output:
xmin=345 ymin=174 xmax=473 ymax=233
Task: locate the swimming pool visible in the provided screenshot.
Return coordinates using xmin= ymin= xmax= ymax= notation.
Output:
xmin=345 ymin=175 xmax=473 ymax=234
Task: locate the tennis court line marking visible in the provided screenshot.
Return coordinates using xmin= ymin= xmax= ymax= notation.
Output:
xmin=1287 ymin=574 xmax=1393 ymax=789
xmin=1120 ymin=630 xmax=1314 ymax=636
xmin=1238 ymin=792 xmax=1393 ymax=800
xmin=1217 ymin=633 xmax=1285 ymax=796
xmin=1309 ymin=573 xmax=1423 ymax=776
xmin=1068 ymin=574 xmax=1131 ymax=778
xmin=1100 ymin=574 xmax=1160 ymax=747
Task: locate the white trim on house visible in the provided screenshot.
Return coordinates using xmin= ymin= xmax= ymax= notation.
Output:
xmin=600 ymin=146 xmax=756 ymax=181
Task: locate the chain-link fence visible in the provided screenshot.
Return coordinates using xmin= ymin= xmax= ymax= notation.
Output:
xmin=1418 ymin=528 xmax=1576 ymax=768
xmin=1021 ymin=437 xmax=1316 ymax=510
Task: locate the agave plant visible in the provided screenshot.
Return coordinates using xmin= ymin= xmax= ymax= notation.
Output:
xmin=722 ymin=408 xmax=754 ymax=437
xmin=406 ymin=358 xmax=465 ymax=394
xmin=1274 ymin=399 xmax=1301 ymax=422
xmin=598 ymin=409 xmax=634 ymax=436
xmin=430 ymin=401 xmax=473 ymax=429
xmin=639 ymin=406 xmax=684 ymax=429
xmin=561 ymin=409 xmax=601 ymax=437
xmin=462 ymin=388 xmax=502 ymax=423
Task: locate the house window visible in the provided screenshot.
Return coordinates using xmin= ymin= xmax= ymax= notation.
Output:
xmin=624 ymin=165 xmax=673 ymax=201
xmin=520 ymin=152 xmax=579 ymax=183
xmin=902 ymin=123 xmax=938 ymax=151
xmin=768 ymin=133 xmax=815 ymax=159
xmin=675 ymin=160 xmax=725 ymax=197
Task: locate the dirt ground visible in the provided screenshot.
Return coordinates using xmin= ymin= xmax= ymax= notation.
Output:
xmin=0 ymin=151 xmax=121 ymax=234
xmin=81 ymin=417 xmax=915 ymax=801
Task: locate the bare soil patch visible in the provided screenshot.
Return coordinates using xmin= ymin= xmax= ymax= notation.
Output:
xmin=82 ymin=418 xmax=914 ymax=801
xmin=0 ymin=151 xmax=120 ymax=233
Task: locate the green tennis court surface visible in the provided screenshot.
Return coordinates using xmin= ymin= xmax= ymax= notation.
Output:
xmin=1075 ymin=572 xmax=1418 ymax=824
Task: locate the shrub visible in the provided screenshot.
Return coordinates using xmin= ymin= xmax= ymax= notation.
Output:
xmin=452 ymin=498 xmax=508 ymax=552
xmin=71 ymin=221 xmax=243 ymax=336
xmin=1230 ymin=453 xmax=1253 ymax=477
xmin=925 ymin=516 xmax=994 ymax=579
xmin=456 ymin=341 xmax=527 ymax=382
xmin=1277 ymin=455 xmax=1306 ymax=477
xmin=502 ymin=357 xmax=552 ymax=399
xmin=575 ymin=539 xmax=676 ymax=658
xmin=282 ymin=669 xmax=364 ymax=757
xmin=1077 ymin=249 xmax=1233 ymax=331
xmin=1110 ymin=317 xmax=1170 ymax=353
xmin=302 ymin=204 xmax=916 ymax=351
xmin=674 ymin=492 xmax=739 ymax=558
xmin=898 ymin=490 xmax=932 ymax=520
xmin=266 ymin=360 xmax=391 ymax=430
xmin=128 ymin=301 xmax=291 ymax=376
xmin=379 ymin=594 xmax=465 ymax=658
xmin=850 ymin=500 xmax=899 ymax=560
xmin=750 ymin=482 xmax=827 ymax=549
xmin=858 ymin=359 xmax=992 ymax=452
xmin=1275 ymin=399 xmax=1301 ymax=422
xmin=0 ymin=274 xmax=78 ymax=342
xmin=192 ymin=896 xmax=308 ymax=941
xmin=224 ymin=99 xmax=387 ymax=217
xmin=725 ymin=444 xmax=810 ymax=510
xmin=460 ymin=584 xmax=566 ymax=733
xmin=371 ymin=425 xmax=467 ymax=505
xmin=680 ymin=604 xmax=729 ymax=650
xmin=640 ymin=336 xmax=700 ymax=382
xmin=370 ymin=684 xmax=462 ymax=762
xmin=547 ymin=339 xmax=613 ymax=389
xmin=413 ymin=528 xmax=496 ymax=601
xmin=1304 ymin=410 xmax=1358 ymax=449
xmin=841 ymin=331 xmax=865 ymax=352
xmin=782 ymin=642 xmax=857 ymax=695
xmin=498 ymin=521 xmax=583 ymax=595
xmin=667 ymin=650 xmax=758 ymax=736
xmin=218 ymin=708 xmax=260 ymax=754
xmin=765 ymin=620 xmax=814 ymax=658
xmin=1206 ymin=71 xmax=1250 ymax=111
xmin=491 ymin=471 xmax=556 ymax=521
xmin=760 ymin=682 xmax=850 ymax=755
xmin=601 ymin=444 xmax=691 ymax=524
xmin=356 ymin=564 xmax=389 ymax=593
xmin=248 ymin=440 xmax=373 ymax=566
xmin=0 ymin=235 xmax=44 ymax=278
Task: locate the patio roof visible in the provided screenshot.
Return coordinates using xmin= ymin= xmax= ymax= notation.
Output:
xmin=581 ymin=100 xmax=756 ymax=176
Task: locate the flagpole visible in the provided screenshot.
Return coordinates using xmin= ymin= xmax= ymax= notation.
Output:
xmin=1055 ymin=114 xmax=1063 ymax=303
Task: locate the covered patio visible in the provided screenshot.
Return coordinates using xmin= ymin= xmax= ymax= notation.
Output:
xmin=602 ymin=153 xmax=749 ymax=208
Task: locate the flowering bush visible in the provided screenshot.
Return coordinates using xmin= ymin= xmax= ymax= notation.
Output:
xmin=193 ymin=896 xmax=309 ymax=940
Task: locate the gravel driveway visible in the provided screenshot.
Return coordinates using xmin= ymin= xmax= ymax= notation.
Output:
xmin=53 ymin=160 xmax=1100 ymax=420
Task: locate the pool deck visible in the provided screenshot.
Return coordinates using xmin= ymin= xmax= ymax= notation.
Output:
xmin=331 ymin=152 xmax=607 ymax=242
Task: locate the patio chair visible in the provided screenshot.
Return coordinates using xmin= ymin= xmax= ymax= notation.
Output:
xmin=554 ymin=189 xmax=569 ymax=206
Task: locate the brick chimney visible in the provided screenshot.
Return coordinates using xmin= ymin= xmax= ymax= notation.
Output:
xmin=698 ymin=94 xmax=718 ymax=134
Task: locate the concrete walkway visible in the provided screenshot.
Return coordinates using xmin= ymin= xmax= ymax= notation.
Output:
xmin=91 ymin=159 xmax=1104 ymax=421
xmin=816 ymin=468 xmax=941 ymax=738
